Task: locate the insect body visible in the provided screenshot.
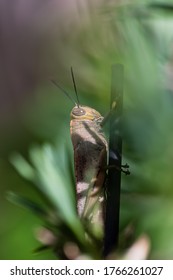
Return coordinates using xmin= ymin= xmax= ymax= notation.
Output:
xmin=70 ymin=105 xmax=108 ymax=228
xmin=51 ymin=68 xmax=108 ymax=233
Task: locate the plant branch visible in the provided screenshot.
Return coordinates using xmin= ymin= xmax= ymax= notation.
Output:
xmin=104 ymin=64 xmax=124 ymax=256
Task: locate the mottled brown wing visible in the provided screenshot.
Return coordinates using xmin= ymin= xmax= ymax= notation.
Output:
xmin=70 ymin=116 xmax=108 ymax=236
xmin=82 ymin=143 xmax=107 ymax=223
xmin=74 ymin=137 xmax=107 ymax=215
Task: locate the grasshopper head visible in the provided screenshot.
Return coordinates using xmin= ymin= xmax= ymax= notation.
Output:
xmin=71 ymin=106 xmax=103 ymax=121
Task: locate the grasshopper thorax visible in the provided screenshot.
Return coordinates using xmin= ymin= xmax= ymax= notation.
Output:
xmin=71 ymin=105 xmax=103 ymax=122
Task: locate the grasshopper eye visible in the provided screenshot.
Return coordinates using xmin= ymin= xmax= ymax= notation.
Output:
xmin=72 ymin=108 xmax=86 ymax=116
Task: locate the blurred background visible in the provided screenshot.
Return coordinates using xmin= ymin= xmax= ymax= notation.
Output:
xmin=1 ymin=0 xmax=173 ymax=259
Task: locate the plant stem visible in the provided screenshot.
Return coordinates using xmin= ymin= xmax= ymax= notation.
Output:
xmin=104 ymin=64 xmax=124 ymax=256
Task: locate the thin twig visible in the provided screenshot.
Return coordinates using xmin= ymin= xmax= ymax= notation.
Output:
xmin=104 ymin=64 xmax=124 ymax=256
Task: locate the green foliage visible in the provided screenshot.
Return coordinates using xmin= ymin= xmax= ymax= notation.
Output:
xmin=9 ymin=143 xmax=103 ymax=259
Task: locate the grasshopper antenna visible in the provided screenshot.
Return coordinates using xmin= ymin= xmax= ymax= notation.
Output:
xmin=70 ymin=67 xmax=80 ymax=108
xmin=51 ymin=79 xmax=77 ymax=107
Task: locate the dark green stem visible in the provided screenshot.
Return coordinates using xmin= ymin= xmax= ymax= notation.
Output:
xmin=104 ymin=64 xmax=124 ymax=256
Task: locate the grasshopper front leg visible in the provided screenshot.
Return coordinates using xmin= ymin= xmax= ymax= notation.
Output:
xmin=105 ymin=164 xmax=130 ymax=175
xmin=101 ymin=102 xmax=130 ymax=175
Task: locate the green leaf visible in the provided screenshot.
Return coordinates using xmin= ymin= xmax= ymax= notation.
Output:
xmin=10 ymin=153 xmax=36 ymax=181
xmin=6 ymin=191 xmax=47 ymax=218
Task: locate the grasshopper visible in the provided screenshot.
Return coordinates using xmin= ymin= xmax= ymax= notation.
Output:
xmin=70 ymin=103 xmax=108 ymax=228
xmin=51 ymin=68 xmax=128 ymax=235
